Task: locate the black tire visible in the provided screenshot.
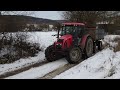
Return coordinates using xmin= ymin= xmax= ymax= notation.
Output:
xmin=93 ymin=41 xmax=96 ymax=53
xmin=45 ymin=45 xmax=56 ymax=62
xmin=65 ymin=47 xmax=82 ymax=64
xmin=85 ymin=37 xmax=93 ymax=58
xmin=98 ymin=41 xmax=102 ymax=51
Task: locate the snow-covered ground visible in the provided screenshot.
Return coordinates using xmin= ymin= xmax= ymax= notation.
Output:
xmin=54 ymin=48 xmax=120 ymax=79
xmin=0 ymin=31 xmax=57 ymax=76
xmin=27 ymin=31 xmax=57 ymax=51
xmin=1 ymin=31 xmax=120 ymax=79
xmin=6 ymin=59 xmax=68 ymax=79
xmin=0 ymin=51 xmax=45 ymax=75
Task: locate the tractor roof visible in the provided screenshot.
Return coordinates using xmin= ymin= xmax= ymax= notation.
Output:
xmin=62 ymin=22 xmax=85 ymax=26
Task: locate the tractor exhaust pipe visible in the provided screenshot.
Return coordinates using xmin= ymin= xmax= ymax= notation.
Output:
xmin=57 ymin=23 xmax=61 ymax=39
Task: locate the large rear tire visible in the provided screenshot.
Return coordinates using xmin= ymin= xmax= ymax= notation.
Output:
xmin=66 ymin=47 xmax=82 ymax=64
xmin=93 ymin=41 xmax=96 ymax=53
xmin=85 ymin=37 xmax=93 ymax=58
xmin=45 ymin=45 xmax=57 ymax=62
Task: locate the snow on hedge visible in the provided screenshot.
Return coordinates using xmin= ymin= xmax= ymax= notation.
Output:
xmin=103 ymin=35 xmax=120 ymax=47
xmin=0 ymin=31 xmax=57 ymax=75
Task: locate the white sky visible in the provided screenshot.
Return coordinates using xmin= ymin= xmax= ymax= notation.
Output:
xmin=32 ymin=11 xmax=63 ymax=20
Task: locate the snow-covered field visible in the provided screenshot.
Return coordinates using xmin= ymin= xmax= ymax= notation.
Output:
xmin=1 ymin=31 xmax=120 ymax=79
xmin=27 ymin=31 xmax=57 ymax=51
xmin=0 ymin=31 xmax=57 ymax=76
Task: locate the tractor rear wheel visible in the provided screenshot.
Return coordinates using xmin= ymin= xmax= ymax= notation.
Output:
xmin=66 ymin=47 xmax=82 ymax=64
xmin=45 ymin=45 xmax=57 ymax=62
xmin=93 ymin=41 xmax=96 ymax=53
xmin=85 ymin=37 xmax=93 ymax=58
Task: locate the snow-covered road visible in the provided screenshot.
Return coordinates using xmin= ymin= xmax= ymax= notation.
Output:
xmin=6 ymin=59 xmax=68 ymax=79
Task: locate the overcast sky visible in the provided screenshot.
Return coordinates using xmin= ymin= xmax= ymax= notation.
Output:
xmin=32 ymin=11 xmax=63 ymax=20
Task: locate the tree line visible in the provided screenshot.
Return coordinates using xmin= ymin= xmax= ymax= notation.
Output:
xmin=62 ymin=11 xmax=120 ymax=33
xmin=62 ymin=11 xmax=120 ymax=25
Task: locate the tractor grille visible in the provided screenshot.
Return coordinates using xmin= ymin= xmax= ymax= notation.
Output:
xmin=56 ymin=44 xmax=62 ymax=50
xmin=57 ymin=39 xmax=63 ymax=43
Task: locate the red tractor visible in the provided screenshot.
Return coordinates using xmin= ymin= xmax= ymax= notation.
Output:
xmin=45 ymin=22 xmax=104 ymax=64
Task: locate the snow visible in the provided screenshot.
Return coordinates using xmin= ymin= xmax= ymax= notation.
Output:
xmin=54 ymin=49 xmax=120 ymax=79
xmin=6 ymin=59 xmax=68 ymax=79
xmin=27 ymin=31 xmax=57 ymax=51
xmin=0 ymin=52 xmax=45 ymax=75
xmin=103 ymin=35 xmax=120 ymax=47
xmin=104 ymin=35 xmax=120 ymax=42
xmin=0 ymin=31 xmax=57 ymax=76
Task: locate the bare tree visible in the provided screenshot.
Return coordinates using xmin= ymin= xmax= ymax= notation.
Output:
xmin=62 ymin=11 xmax=120 ymax=26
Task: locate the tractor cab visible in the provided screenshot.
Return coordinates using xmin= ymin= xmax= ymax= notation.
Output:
xmin=60 ymin=23 xmax=85 ymax=38
xmin=55 ymin=23 xmax=86 ymax=49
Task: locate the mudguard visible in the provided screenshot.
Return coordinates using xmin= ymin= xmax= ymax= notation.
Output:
xmin=80 ymin=34 xmax=90 ymax=50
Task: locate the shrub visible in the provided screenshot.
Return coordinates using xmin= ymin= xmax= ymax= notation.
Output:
xmin=0 ymin=32 xmax=41 ymax=64
xmin=114 ymin=41 xmax=120 ymax=52
xmin=112 ymin=36 xmax=120 ymax=42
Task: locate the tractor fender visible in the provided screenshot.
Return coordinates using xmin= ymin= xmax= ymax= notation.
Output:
xmin=80 ymin=34 xmax=91 ymax=50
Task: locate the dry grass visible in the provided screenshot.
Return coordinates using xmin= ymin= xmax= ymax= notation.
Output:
xmin=104 ymin=36 xmax=120 ymax=52
xmin=114 ymin=41 xmax=120 ymax=52
xmin=113 ymin=36 xmax=120 ymax=52
xmin=113 ymin=36 xmax=120 ymax=42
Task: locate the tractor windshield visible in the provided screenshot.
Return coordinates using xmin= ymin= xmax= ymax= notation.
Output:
xmin=61 ymin=25 xmax=82 ymax=37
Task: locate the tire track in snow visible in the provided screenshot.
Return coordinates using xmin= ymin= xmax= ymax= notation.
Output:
xmin=0 ymin=60 xmax=48 ymax=79
xmin=5 ymin=59 xmax=68 ymax=79
xmin=39 ymin=64 xmax=76 ymax=79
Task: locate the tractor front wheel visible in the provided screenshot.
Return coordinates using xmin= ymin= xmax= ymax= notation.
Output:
xmin=66 ymin=47 xmax=82 ymax=64
xmin=45 ymin=45 xmax=57 ymax=62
